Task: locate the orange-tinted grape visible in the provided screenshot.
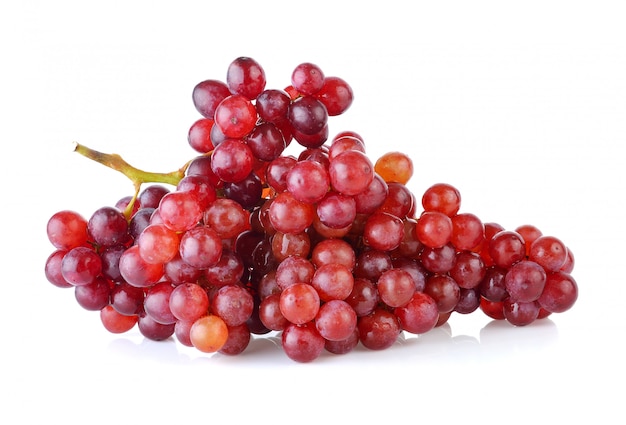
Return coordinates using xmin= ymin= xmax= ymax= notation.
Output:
xmin=374 ymin=151 xmax=413 ymax=184
xmin=190 ymin=315 xmax=229 ymax=353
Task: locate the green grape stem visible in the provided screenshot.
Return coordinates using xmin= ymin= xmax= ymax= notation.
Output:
xmin=73 ymin=142 xmax=190 ymax=218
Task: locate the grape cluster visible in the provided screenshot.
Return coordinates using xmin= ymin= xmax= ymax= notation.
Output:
xmin=44 ymin=57 xmax=579 ymax=362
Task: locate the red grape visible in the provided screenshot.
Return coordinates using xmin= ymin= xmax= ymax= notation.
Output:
xmin=488 ymin=230 xmax=526 ymax=269
xmin=214 ymin=95 xmax=258 ymax=139
xmin=143 ymin=281 xmax=176 ymax=325
xmin=291 ymin=62 xmax=325 ymax=95
xmin=328 ymin=150 xmax=374 ymax=196
xmin=315 ymin=300 xmax=357 ymax=341
xmin=47 ymin=210 xmax=88 ymax=250
xmin=210 ymin=138 xmax=255 ymax=183
xmin=286 ymin=159 xmax=330 ymax=204
xmin=288 ymin=95 xmax=328 ymax=136
xmin=226 ymin=56 xmax=266 ymax=100
xmin=504 ymin=260 xmax=547 ymax=303
xmin=358 ymin=308 xmax=401 ymax=351
xmin=310 ymin=263 xmax=354 ymax=302
xmin=422 ymin=183 xmax=461 ymax=216
xmin=169 ymin=283 xmax=209 ymax=323
xmin=61 ymin=246 xmax=102 ymax=286
xmin=44 ymin=250 xmax=72 ymax=288
xmin=268 ymin=191 xmax=315 ymax=235
xmin=211 ymin=285 xmax=254 ymax=327
xmin=394 ymin=292 xmax=439 ymax=334
xmin=315 ymin=76 xmax=353 ymax=116
xmin=415 ymin=211 xmax=453 ymax=249
xmin=74 ymin=276 xmax=111 ymax=311
xmin=100 ymin=305 xmax=137 ymax=334
xmin=377 ymin=268 xmax=416 ymax=308
xmin=279 ymin=283 xmax=320 ymax=325
xmin=529 ymin=235 xmax=568 ymax=272
xmin=537 ymin=271 xmax=578 ymax=313
xmin=118 ymin=245 xmax=164 ymax=288
xmin=188 ymin=118 xmax=215 ymax=154
xmin=281 ymin=322 xmax=325 ymax=363
xmin=158 ymin=191 xmax=203 ymax=232
xmin=192 ymin=79 xmax=231 ymax=118
xmin=256 ymin=89 xmax=290 ymax=122
xmin=179 ymin=225 xmax=222 ymax=269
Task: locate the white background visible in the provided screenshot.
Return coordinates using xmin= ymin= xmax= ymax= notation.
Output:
xmin=1 ymin=1 xmax=624 ymax=423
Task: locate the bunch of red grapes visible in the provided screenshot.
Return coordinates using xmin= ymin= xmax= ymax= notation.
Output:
xmin=44 ymin=57 xmax=579 ymax=362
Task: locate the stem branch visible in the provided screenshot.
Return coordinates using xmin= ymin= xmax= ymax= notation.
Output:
xmin=73 ymin=142 xmax=190 ymax=218
xmin=73 ymin=142 xmax=187 ymax=186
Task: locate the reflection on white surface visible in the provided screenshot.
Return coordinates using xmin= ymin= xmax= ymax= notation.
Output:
xmin=104 ymin=316 xmax=561 ymax=366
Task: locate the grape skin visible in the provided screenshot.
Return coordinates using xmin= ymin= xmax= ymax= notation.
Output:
xmin=328 ymin=150 xmax=374 ymax=196
xmin=315 ymin=76 xmax=353 ymax=116
xmin=192 ymin=79 xmax=231 ymax=119
xmin=226 ymin=56 xmax=266 ymax=100
xmin=100 ymin=305 xmax=138 ymax=334
xmin=288 ymin=96 xmax=328 ymax=136
xmin=538 ymin=272 xmax=578 ymax=313
xmin=88 ymin=206 xmax=129 ymax=247
xmin=279 ymin=283 xmax=320 ymax=325
xmin=268 ymin=191 xmax=315 ymax=235
xmin=358 ymin=309 xmax=401 ymax=351
xmin=315 ymin=300 xmax=357 ymax=342
xmin=190 ymin=315 xmax=229 ymax=353
xmin=394 ymin=292 xmax=439 ymax=334
xmin=45 ymin=250 xmax=72 ymax=288
xmin=211 ymin=285 xmax=254 ymax=327
xmin=46 ymin=210 xmax=88 ymax=250
xmin=282 ymin=322 xmax=325 ymax=363
xmin=504 ymin=260 xmax=547 ymax=303
xmin=214 ymin=95 xmax=258 ymax=139
xmin=61 ymin=246 xmax=102 ymax=286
